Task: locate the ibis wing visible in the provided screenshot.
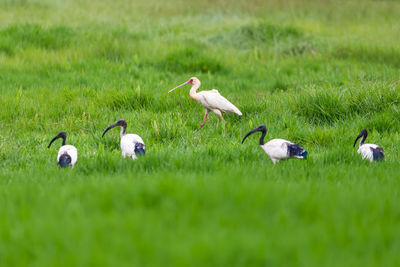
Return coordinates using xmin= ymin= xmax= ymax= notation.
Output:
xmin=199 ymin=90 xmax=242 ymax=115
xmin=263 ymin=139 xmax=291 ymax=159
xmin=371 ymin=147 xmax=384 ymax=161
xmin=122 ymin=134 xmax=145 ymax=157
xmin=286 ymin=143 xmax=307 ymax=158
xmin=358 ymin=145 xmax=374 ymax=161
xmin=130 ymin=134 xmax=144 ymax=145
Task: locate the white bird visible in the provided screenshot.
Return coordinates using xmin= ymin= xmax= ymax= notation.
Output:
xmin=353 ymin=129 xmax=384 ymax=162
xmin=48 ymin=131 xmax=78 ymax=168
xmin=241 ymin=125 xmax=308 ymax=164
xmin=102 ymin=119 xmax=145 ymax=159
xmin=169 ymin=77 xmax=242 ymax=129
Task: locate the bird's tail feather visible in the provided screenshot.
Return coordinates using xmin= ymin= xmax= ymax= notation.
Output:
xmin=288 ymin=144 xmax=307 ymax=159
xmin=58 ymin=153 xmax=72 ymax=168
xmin=231 ymin=105 xmax=242 ymax=116
xmin=372 ymin=147 xmax=384 ymax=161
xmin=134 ymin=143 xmax=146 ymax=157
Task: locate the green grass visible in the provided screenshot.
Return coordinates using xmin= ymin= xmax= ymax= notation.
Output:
xmin=1 ymin=0 xmax=400 ymax=265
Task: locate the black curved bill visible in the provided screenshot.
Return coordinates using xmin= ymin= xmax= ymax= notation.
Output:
xmin=353 ymin=133 xmax=363 ymax=147
xmin=48 ymin=132 xmax=66 ymax=148
xmin=48 ymin=136 xmax=59 ymax=148
xmin=242 ymin=128 xmax=261 ymax=144
xmin=102 ymin=123 xmax=117 ymax=137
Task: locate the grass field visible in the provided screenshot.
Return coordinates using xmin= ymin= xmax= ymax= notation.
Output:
xmin=1 ymin=0 xmax=400 ymax=265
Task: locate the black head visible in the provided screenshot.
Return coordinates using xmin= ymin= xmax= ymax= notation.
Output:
xmin=115 ymin=119 xmax=127 ymax=128
xmin=48 ymin=131 xmax=67 ymax=148
xmin=353 ymin=129 xmax=368 ymax=147
xmin=102 ymin=119 xmax=127 ymax=137
xmin=241 ymin=125 xmax=267 ymax=145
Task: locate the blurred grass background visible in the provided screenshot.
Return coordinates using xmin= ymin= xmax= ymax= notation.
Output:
xmin=1 ymin=0 xmax=400 ymax=266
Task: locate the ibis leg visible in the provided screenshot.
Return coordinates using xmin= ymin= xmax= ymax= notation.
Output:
xmin=212 ymin=109 xmax=228 ymax=126
xmin=218 ymin=114 xmax=228 ymax=126
xmin=213 ymin=109 xmax=224 ymax=121
xmin=198 ymin=110 xmax=208 ymax=130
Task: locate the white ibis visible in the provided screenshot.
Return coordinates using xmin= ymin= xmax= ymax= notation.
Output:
xmin=102 ymin=119 xmax=145 ymax=159
xmin=242 ymin=125 xmax=308 ymax=164
xmin=169 ymin=77 xmax=242 ymax=129
xmin=48 ymin=131 xmax=78 ymax=168
xmin=353 ymin=129 xmax=384 ymax=162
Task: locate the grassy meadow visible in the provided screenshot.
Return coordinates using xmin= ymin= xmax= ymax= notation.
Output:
xmin=1 ymin=0 xmax=400 ymax=265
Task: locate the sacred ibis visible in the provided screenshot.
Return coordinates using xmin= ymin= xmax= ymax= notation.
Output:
xmin=48 ymin=131 xmax=78 ymax=168
xmin=241 ymin=125 xmax=308 ymax=164
xmin=169 ymin=77 xmax=242 ymax=129
xmin=353 ymin=129 xmax=384 ymax=162
xmin=102 ymin=119 xmax=145 ymax=159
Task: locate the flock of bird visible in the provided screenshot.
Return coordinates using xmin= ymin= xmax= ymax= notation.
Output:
xmin=48 ymin=77 xmax=385 ymax=168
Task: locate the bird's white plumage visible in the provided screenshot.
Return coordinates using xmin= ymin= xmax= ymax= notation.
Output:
xmin=121 ymin=134 xmax=145 ymax=159
xmin=57 ymin=145 xmax=78 ymax=167
xmin=197 ymin=90 xmax=242 ymax=115
xmin=261 ymin=138 xmax=293 ymax=164
xmin=357 ymin=143 xmax=379 ymax=162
